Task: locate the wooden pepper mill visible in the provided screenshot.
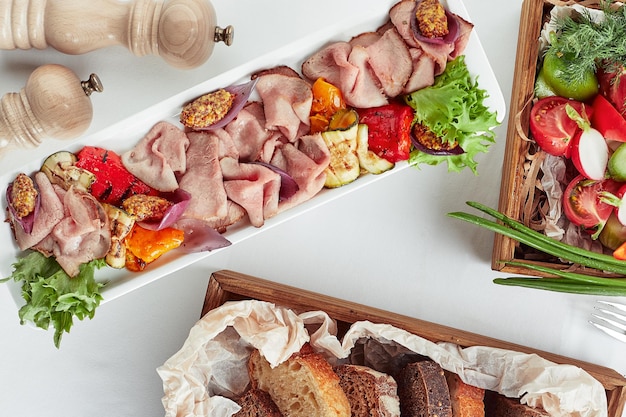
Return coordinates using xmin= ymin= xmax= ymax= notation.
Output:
xmin=0 ymin=64 xmax=103 ymax=156
xmin=0 ymin=0 xmax=233 ymax=69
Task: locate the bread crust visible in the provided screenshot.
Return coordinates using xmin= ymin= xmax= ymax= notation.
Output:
xmin=247 ymin=344 xmax=350 ymax=417
xmin=445 ymin=371 xmax=485 ymax=417
xmin=234 ymin=388 xmax=283 ymax=417
xmin=334 ymin=364 xmax=400 ymax=417
xmin=396 ymin=360 xmax=452 ymax=417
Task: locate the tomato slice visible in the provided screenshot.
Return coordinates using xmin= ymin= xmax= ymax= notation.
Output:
xmin=591 ymin=94 xmax=626 ymax=143
xmin=563 ymin=175 xmax=619 ymax=234
xmin=529 ymin=96 xmax=593 ymax=157
xmin=598 ymin=65 xmax=626 ymax=117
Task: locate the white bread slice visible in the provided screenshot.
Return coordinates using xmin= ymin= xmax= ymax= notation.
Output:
xmin=445 ymin=371 xmax=485 ymax=417
xmin=247 ymin=344 xmax=350 ymax=417
xmin=334 ymin=364 xmax=400 ymax=417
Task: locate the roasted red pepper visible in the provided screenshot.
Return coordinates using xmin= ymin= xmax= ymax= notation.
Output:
xmin=357 ymin=102 xmax=413 ymax=163
xmin=75 ymin=146 xmax=157 ymax=206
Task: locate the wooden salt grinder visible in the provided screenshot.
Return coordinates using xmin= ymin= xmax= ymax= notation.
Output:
xmin=0 ymin=0 xmax=234 ymax=69
xmin=0 ymin=64 xmax=103 ymax=156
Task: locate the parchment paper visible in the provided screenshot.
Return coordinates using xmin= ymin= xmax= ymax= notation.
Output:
xmin=157 ymin=300 xmax=607 ymax=417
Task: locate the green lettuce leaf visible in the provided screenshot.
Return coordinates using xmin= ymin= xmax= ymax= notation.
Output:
xmin=404 ymin=55 xmax=500 ymax=174
xmin=2 ymin=251 xmax=106 ymax=348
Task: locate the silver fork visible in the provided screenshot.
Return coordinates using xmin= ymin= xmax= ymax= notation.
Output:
xmin=589 ymin=300 xmax=626 ymax=343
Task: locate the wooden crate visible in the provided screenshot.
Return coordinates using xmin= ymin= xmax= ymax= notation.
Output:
xmin=494 ymin=0 xmax=614 ymax=276
xmin=203 ymin=270 xmax=626 ymax=417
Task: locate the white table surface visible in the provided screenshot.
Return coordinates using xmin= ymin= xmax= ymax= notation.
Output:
xmin=1 ymin=1 xmax=624 ymax=416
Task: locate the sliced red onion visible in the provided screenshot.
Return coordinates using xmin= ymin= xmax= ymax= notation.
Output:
xmin=251 ymin=161 xmax=299 ymax=202
xmin=410 ymin=133 xmax=464 ymax=156
xmin=6 ymin=181 xmax=40 ymax=234
xmin=138 ymin=189 xmax=191 ymax=231
xmin=410 ymin=2 xmax=460 ymax=46
xmin=188 ymin=78 xmax=258 ymax=131
xmin=173 ymin=218 xmax=232 ymax=253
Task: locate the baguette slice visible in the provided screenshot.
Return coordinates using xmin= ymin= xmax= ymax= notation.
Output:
xmin=396 ymin=360 xmax=453 ymax=417
xmin=247 ymin=344 xmax=350 ymax=417
xmin=334 ymin=364 xmax=400 ymax=417
xmin=445 ymin=371 xmax=485 ymax=417
xmin=234 ymin=388 xmax=283 ymax=417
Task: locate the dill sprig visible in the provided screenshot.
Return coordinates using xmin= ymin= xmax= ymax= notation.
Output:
xmin=546 ymin=0 xmax=626 ymax=84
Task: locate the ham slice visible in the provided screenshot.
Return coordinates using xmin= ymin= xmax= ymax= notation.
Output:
xmin=302 ymin=41 xmax=388 ymax=108
xmin=301 ymin=42 xmax=356 ymax=91
xmin=49 ymin=187 xmax=111 ymax=277
xmin=12 ymin=172 xmax=64 ymax=251
xmin=122 ymin=121 xmax=189 ymax=192
xmin=450 ymin=15 xmax=474 ymax=59
xmin=254 ymin=73 xmax=313 ymax=142
xmin=178 ymin=131 xmax=242 ymax=233
xmin=362 ymin=28 xmax=412 ymax=98
xmin=402 ymin=47 xmax=436 ymax=93
xmin=220 ymin=157 xmax=281 ymax=227
xmin=224 ymin=102 xmax=272 ymax=162
xmin=34 ymin=185 xmax=111 ymax=277
xmin=272 ymin=133 xmax=331 ymax=213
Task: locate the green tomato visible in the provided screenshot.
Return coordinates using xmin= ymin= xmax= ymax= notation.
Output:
xmin=608 ymin=142 xmax=626 ymax=181
xmin=599 ymin=212 xmax=626 ymax=250
xmin=541 ymin=53 xmax=598 ymax=102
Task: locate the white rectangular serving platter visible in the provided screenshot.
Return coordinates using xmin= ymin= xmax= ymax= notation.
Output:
xmin=1 ymin=0 xmax=505 ymax=309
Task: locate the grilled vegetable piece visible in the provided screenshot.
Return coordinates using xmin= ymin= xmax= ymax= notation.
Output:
xmin=328 ymin=108 xmax=359 ymax=131
xmin=124 ymin=225 xmax=184 ymax=270
xmin=321 ymin=124 xmax=361 ymax=188
xmin=309 ymin=77 xmax=346 ymax=134
xmin=40 ymin=151 xmax=95 ymax=192
xmin=75 ymin=146 xmax=157 ymax=206
xmin=356 ymin=102 xmax=413 ymax=163
xmin=356 ymin=124 xmax=394 ymax=174
xmin=102 ymin=203 xmax=135 ymax=269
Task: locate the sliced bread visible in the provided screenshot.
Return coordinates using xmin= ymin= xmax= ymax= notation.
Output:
xmin=247 ymin=344 xmax=351 ymax=417
xmin=234 ymin=388 xmax=283 ymax=417
xmin=396 ymin=360 xmax=453 ymax=417
xmin=445 ymin=371 xmax=485 ymax=417
xmin=484 ymin=391 xmax=550 ymax=417
xmin=334 ymin=364 xmax=400 ymax=417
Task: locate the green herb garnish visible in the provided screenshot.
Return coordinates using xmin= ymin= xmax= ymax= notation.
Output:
xmin=1 ymin=251 xmax=106 ymax=348
xmin=547 ymin=0 xmax=626 ymax=85
xmin=448 ymin=201 xmax=626 ymax=295
xmin=404 ymin=56 xmax=500 ymax=174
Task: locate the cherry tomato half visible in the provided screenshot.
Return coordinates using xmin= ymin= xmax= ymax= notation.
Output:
xmin=563 ymin=175 xmax=620 ymax=234
xmin=529 ymin=96 xmax=593 ymax=157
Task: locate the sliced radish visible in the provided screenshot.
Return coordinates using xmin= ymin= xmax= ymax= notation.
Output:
xmin=570 ymin=127 xmax=609 ymax=180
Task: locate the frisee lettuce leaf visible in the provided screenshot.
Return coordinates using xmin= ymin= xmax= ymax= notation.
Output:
xmin=1 ymin=251 xmax=106 ymax=348
xmin=404 ymin=55 xmax=500 ymax=174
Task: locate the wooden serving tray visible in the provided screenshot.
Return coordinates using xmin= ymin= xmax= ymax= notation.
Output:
xmin=203 ymin=270 xmax=626 ymax=417
xmin=494 ymin=0 xmax=614 ymax=276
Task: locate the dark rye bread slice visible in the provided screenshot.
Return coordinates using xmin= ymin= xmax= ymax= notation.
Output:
xmin=334 ymin=364 xmax=400 ymax=417
xmin=396 ymin=360 xmax=453 ymax=417
xmin=484 ymin=391 xmax=550 ymax=417
xmin=234 ymin=388 xmax=283 ymax=417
